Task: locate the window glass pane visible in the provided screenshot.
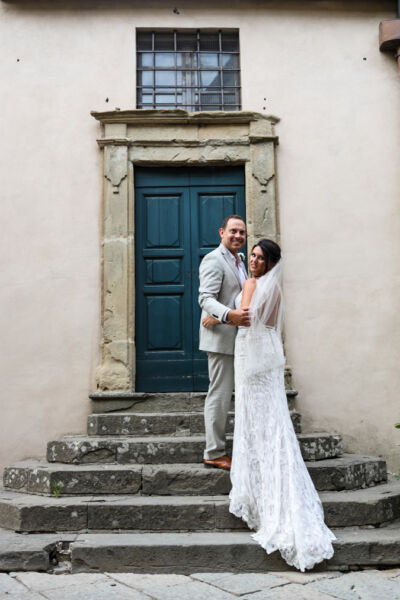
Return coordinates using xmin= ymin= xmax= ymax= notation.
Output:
xmin=141 ymin=94 xmax=153 ymax=103
xmin=201 ymin=93 xmax=222 ymax=105
xmin=223 ymin=71 xmax=239 ymax=86
xmin=199 ymin=53 xmax=219 ymax=67
xmin=155 ymin=53 xmax=175 ymax=67
xmin=176 ymin=71 xmax=183 ymax=85
xmin=224 ymin=93 xmax=236 ymax=105
xmin=154 ymin=32 xmax=174 ymax=50
xmin=137 ymin=31 xmax=152 ymax=51
xmin=138 ymin=53 xmax=153 ymax=68
xmin=155 ymin=94 xmax=176 ymax=103
xmin=176 ymin=94 xmax=183 ymax=104
xmin=221 ymin=53 xmax=238 ymax=68
xmin=221 ymin=32 xmax=239 ymax=51
xmin=224 ymin=87 xmax=239 ymax=97
xmin=200 ymin=33 xmax=219 ymax=51
xmin=155 ymin=71 xmax=175 ymax=85
xmin=176 ymin=53 xmax=183 ymax=67
xmin=177 ymin=32 xmax=197 ymax=51
xmin=138 ymin=71 xmax=153 ymax=86
xmin=155 ymin=87 xmax=175 ymax=94
xmin=200 ymin=71 xmax=221 ymax=87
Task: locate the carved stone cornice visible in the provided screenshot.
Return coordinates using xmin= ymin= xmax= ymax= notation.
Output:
xmin=91 ymin=108 xmax=280 ymax=126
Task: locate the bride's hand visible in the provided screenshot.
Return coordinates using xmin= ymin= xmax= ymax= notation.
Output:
xmin=202 ymin=316 xmax=219 ymax=328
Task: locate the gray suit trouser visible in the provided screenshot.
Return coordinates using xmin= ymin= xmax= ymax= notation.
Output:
xmin=204 ymin=352 xmax=234 ymax=460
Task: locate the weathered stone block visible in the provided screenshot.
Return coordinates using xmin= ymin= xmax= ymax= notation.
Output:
xmin=0 ymin=493 xmax=87 ymax=533
xmin=306 ymin=455 xmax=387 ymax=491
xmin=142 ymin=464 xmax=231 ymax=496
xmin=47 ymin=433 xmax=342 ymax=465
xmin=320 ymin=481 xmax=400 ymax=527
xmin=4 ymin=461 xmax=143 ymax=496
xmin=71 ymin=531 xmax=287 ymax=574
xmin=87 ymin=497 xmax=216 ymax=531
xmin=298 ymin=433 xmax=343 ymax=461
xmin=128 ymin=124 xmax=199 ymax=141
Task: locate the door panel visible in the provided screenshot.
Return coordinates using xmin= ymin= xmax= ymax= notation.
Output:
xmin=135 ymin=167 xmax=245 ymax=392
xmin=190 ymin=185 xmax=246 ymax=390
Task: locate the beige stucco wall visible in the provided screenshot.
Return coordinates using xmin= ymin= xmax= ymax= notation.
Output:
xmin=1 ymin=0 xmax=399 ymax=473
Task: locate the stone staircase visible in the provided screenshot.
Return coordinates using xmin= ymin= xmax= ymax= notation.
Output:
xmin=1 ymin=385 xmax=400 ymax=573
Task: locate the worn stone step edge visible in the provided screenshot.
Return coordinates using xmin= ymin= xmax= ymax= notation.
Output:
xmin=87 ymin=410 xmax=302 ymax=436
xmin=1 ymin=480 xmax=400 ymax=532
xmin=3 ymin=454 xmax=388 ymax=496
xmin=46 ymin=433 xmax=343 ymax=465
xmin=89 ymin=390 xmax=299 ymax=414
xmin=69 ymin=527 xmax=400 ymax=573
xmin=1 ymin=526 xmax=400 ymax=574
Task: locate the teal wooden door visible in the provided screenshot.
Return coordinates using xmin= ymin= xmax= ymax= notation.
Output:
xmin=135 ymin=166 xmax=245 ymax=392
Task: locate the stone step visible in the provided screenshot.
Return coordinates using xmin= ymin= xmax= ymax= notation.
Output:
xmin=0 ymin=528 xmax=76 ymax=572
xmin=1 ymin=525 xmax=399 ymax=574
xmin=87 ymin=410 xmax=302 ymax=436
xmin=3 ymin=454 xmax=387 ymax=496
xmin=68 ymin=526 xmax=400 ymax=573
xmin=46 ymin=432 xmax=343 ymax=464
xmin=1 ymin=526 xmax=400 ymax=574
xmin=89 ymin=388 xmax=298 ymax=414
xmin=1 ymin=481 xmax=399 ymax=532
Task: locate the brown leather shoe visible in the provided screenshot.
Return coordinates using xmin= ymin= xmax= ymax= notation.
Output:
xmin=203 ymin=455 xmax=231 ymax=471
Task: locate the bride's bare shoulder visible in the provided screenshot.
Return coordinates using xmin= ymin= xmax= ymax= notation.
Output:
xmin=243 ymin=277 xmax=257 ymax=290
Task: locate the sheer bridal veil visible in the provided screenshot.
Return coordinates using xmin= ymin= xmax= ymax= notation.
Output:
xmin=244 ymin=260 xmax=285 ymax=378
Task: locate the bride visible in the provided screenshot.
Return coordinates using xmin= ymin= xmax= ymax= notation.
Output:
xmin=203 ymin=239 xmax=335 ymax=571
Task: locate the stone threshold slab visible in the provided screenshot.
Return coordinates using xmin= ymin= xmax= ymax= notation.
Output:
xmin=89 ymin=390 xmax=298 ymax=413
xmin=87 ymin=411 xmax=301 ymax=436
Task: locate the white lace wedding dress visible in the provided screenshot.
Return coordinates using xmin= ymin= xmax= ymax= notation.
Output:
xmin=229 ymin=286 xmax=336 ymax=571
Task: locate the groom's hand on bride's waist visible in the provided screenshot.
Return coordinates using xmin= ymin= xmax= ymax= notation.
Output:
xmin=226 ymin=308 xmax=250 ymax=327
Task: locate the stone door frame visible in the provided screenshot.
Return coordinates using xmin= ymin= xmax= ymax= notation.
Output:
xmin=91 ymin=109 xmax=279 ymax=394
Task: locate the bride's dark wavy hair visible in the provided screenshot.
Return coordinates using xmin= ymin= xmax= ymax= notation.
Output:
xmin=253 ymin=239 xmax=281 ymax=273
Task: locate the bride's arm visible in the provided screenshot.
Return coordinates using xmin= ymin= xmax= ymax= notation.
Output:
xmin=241 ymin=278 xmax=257 ymax=309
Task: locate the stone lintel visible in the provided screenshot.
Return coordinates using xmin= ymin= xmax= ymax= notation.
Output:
xmin=97 ymin=136 xmax=278 ymax=148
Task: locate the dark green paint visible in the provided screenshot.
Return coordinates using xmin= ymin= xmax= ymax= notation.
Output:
xmin=135 ymin=166 xmax=245 ymax=392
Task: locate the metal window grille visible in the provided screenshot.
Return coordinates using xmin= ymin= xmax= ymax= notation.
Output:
xmin=136 ymin=29 xmax=241 ymax=111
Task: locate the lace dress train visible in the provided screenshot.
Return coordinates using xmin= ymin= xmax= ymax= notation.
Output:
xmin=229 ymin=326 xmax=336 ymax=572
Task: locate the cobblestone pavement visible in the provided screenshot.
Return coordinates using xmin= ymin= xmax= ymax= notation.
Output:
xmin=1 ymin=569 xmax=400 ymax=599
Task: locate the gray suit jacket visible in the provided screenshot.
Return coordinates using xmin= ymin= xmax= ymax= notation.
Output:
xmin=198 ymin=243 xmax=246 ymax=355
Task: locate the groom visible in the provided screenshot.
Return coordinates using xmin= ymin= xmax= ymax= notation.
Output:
xmin=199 ymin=215 xmax=250 ymax=470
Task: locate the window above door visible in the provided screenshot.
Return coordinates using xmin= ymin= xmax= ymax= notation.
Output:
xmin=136 ymin=29 xmax=241 ymax=112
